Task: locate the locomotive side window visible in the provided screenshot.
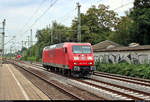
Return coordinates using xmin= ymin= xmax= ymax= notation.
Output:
xmin=72 ymin=45 xmax=91 ymax=53
xmin=65 ymin=47 xmax=67 ymax=53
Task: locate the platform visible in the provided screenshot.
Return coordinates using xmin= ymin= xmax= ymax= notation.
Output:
xmin=0 ymin=64 xmax=49 ymax=100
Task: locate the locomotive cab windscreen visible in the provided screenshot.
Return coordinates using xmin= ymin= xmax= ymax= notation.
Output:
xmin=72 ymin=45 xmax=93 ymax=61
xmin=72 ymin=45 xmax=91 ymax=54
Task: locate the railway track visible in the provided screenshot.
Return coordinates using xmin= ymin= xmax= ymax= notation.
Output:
xmin=8 ymin=60 xmax=104 ymax=100
xmin=22 ymin=61 xmax=150 ymax=82
xmin=94 ymin=71 xmax=150 ymax=83
xmin=94 ymin=71 xmax=150 ymax=87
xmin=9 ymin=60 xmax=150 ymax=100
xmin=11 ymin=62 xmax=84 ymax=100
xmin=23 ymin=61 xmax=150 ymax=87
xmin=29 ymin=61 xmax=150 ymax=87
xmin=84 ymin=78 xmax=150 ymax=100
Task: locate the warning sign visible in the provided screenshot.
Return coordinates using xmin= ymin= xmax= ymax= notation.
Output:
xmin=17 ymin=54 xmax=22 ymax=59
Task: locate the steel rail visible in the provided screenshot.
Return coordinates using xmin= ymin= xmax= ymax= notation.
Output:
xmin=94 ymin=72 xmax=150 ymax=87
xmin=90 ymin=78 xmax=150 ymax=98
xmin=11 ymin=61 xmax=84 ymax=100
xmin=9 ymin=60 xmax=111 ymax=100
xmin=8 ymin=60 xmax=147 ymax=100
xmin=94 ymin=71 xmax=150 ymax=84
xmin=74 ymin=79 xmax=143 ymax=100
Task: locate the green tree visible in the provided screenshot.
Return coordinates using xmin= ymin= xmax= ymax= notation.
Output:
xmin=71 ymin=4 xmax=120 ymax=44
xmin=109 ymin=15 xmax=133 ymax=45
xmin=35 ymin=21 xmax=72 ymax=59
xmin=51 ymin=21 xmax=72 ymax=44
xmin=129 ymin=0 xmax=150 ymax=45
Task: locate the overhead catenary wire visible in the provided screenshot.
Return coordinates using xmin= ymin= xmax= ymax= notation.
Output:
xmin=6 ymin=0 xmax=135 ymax=54
xmin=56 ymin=0 xmax=78 ymax=26
xmin=18 ymin=0 xmax=48 ymax=33
xmin=7 ymin=0 xmax=52 ymax=52
xmin=113 ymin=2 xmax=133 ymax=11
xmin=95 ymin=0 xmax=106 ymax=5
xmin=89 ymin=0 xmax=93 ymax=7
xmin=58 ymin=8 xmax=77 ymax=25
xmin=91 ymin=1 xmax=134 ymax=18
xmin=1 ymin=36 xmax=16 ymax=46
xmin=44 ymin=0 xmax=76 ymax=28
xmin=15 ymin=0 xmax=58 ymax=52
xmin=23 ymin=0 xmax=58 ymax=34
xmin=93 ymin=0 xmax=133 ymax=11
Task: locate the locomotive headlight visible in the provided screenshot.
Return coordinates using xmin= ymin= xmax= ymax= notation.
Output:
xmin=88 ymin=57 xmax=93 ymax=60
xmin=74 ymin=62 xmax=78 ymax=65
xmin=74 ymin=57 xmax=79 ymax=60
xmin=88 ymin=62 xmax=92 ymax=64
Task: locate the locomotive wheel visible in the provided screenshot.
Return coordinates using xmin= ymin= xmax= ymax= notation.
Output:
xmin=56 ymin=68 xmax=59 ymax=72
xmin=50 ymin=67 xmax=54 ymax=72
xmin=64 ymin=69 xmax=67 ymax=75
xmin=68 ymin=70 xmax=71 ymax=77
xmin=48 ymin=66 xmax=51 ymax=71
xmin=49 ymin=67 xmax=52 ymax=71
xmin=60 ymin=69 xmax=62 ymax=73
xmin=58 ymin=68 xmax=61 ymax=73
xmin=53 ymin=67 xmax=55 ymax=72
xmin=62 ymin=69 xmax=65 ymax=75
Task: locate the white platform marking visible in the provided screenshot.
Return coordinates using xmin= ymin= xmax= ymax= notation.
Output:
xmin=8 ymin=66 xmax=30 ymax=100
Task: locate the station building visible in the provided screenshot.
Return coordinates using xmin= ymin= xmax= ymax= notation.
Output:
xmin=93 ymin=40 xmax=150 ymax=64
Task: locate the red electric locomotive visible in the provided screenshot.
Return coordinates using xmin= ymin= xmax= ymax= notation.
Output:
xmin=42 ymin=42 xmax=96 ymax=77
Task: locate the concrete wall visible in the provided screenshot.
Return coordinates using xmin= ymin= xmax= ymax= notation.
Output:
xmin=94 ymin=50 xmax=150 ymax=64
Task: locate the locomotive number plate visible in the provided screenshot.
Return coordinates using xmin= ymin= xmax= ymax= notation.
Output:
xmin=81 ymin=57 xmax=86 ymax=60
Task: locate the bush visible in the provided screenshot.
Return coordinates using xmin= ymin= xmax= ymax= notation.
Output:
xmin=96 ymin=62 xmax=150 ymax=79
xmin=20 ymin=56 xmax=37 ymax=62
xmin=27 ymin=56 xmax=37 ymax=62
xmin=20 ymin=56 xmax=27 ymax=61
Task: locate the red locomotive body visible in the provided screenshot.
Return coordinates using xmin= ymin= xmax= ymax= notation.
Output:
xmin=42 ymin=42 xmax=96 ymax=77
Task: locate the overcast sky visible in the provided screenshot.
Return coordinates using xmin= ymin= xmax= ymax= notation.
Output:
xmin=0 ymin=0 xmax=134 ymax=53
